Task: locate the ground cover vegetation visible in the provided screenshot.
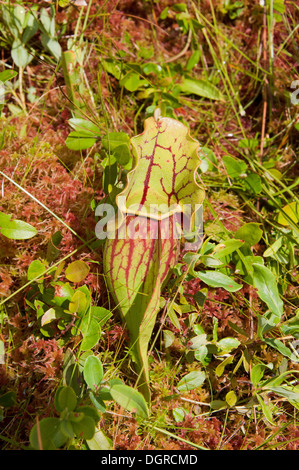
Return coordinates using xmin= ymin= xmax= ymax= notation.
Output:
xmin=0 ymin=0 xmax=298 ymax=450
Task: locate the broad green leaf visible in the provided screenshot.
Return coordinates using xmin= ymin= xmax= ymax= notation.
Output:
xmin=66 ymin=119 xmax=99 ymax=150
xmin=55 ymin=386 xmax=77 ymax=412
xmin=29 ymin=417 xmax=68 ymax=450
xmin=87 ymin=429 xmax=113 ymax=450
xmin=213 ymin=239 xmax=245 ymax=259
xmin=83 ymin=355 xmax=103 ymax=391
xmin=263 ymin=338 xmax=298 ymax=362
xmin=71 ymin=415 xmax=95 ymax=440
xmin=266 ymin=385 xmax=299 ymax=402
xmin=263 ymin=237 xmax=283 ymax=258
xmin=68 ymin=290 xmax=87 ymax=316
xmin=119 ymin=72 xmax=147 ymax=91
xmin=177 ymin=370 xmax=206 ymax=392
xmin=40 ymin=8 xmax=52 ymax=34
xmin=27 ymin=259 xmax=46 ymax=281
xmin=223 ymin=155 xmax=247 ymax=178
xmin=198 ymin=147 xmax=218 ymax=173
xmin=102 ymin=132 xmax=130 ymax=151
xmin=69 ymin=118 xmax=101 ymax=135
xmin=172 ymin=407 xmax=186 ymax=423
xmin=194 ymin=345 xmax=209 ymax=363
xmin=60 ymin=419 xmax=74 ymax=439
xmin=244 ymin=173 xmax=262 ymax=194
xmin=65 ymin=131 xmax=97 ymax=150
xmin=252 ymin=263 xmax=283 ymax=319
xmin=180 ymin=77 xmax=224 ymax=101
xmin=90 ymin=306 xmax=112 ymax=327
xmin=13 ymin=5 xmax=27 ymax=32
xmin=196 ymin=270 xmax=242 ymax=292
xmin=235 ymin=222 xmax=263 ymax=246
xmin=256 ymin=394 xmax=274 ymax=425
xmin=250 ymin=364 xmax=266 ymax=387
xmin=186 ymin=50 xmax=200 ymax=71
xmin=41 ymin=307 xmax=57 ymax=327
xmin=65 ymin=260 xmax=90 ymax=283
xmin=80 ymin=315 xmax=101 ymax=350
xmin=277 ymin=201 xmax=299 ymax=226
xmin=225 ymin=390 xmax=237 ymax=407
xmin=215 ymin=355 xmax=234 ymax=377
xmin=11 ymin=39 xmax=32 ymax=68
xmin=102 ymin=58 xmax=122 ymax=80
xmin=217 ymin=337 xmax=240 ymax=353
xmin=109 ymin=383 xmax=149 ymax=418
xmin=0 ymin=391 xmax=16 ymax=408
xmin=22 ymin=12 xmax=39 ymax=44
xmin=0 ymin=211 xmax=37 ymax=239
xmin=163 ymin=329 xmax=175 ymax=348
xmin=0 ymin=70 xmax=18 ymax=83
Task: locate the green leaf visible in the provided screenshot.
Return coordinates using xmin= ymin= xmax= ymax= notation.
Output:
xmin=235 ymin=222 xmax=263 ymax=246
xmin=263 ymin=338 xmax=298 ymax=362
xmin=66 ymin=117 xmax=100 ymax=150
xmin=71 ymin=415 xmax=95 ymax=440
xmin=65 ymin=260 xmax=90 ymax=283
xmin=0 ymin=391 xmax=16 ymax=407
xmin=244 ymin=173 xmax=262 ymax=194
xmin=163 ymin=329 xmax=175 ymax=348
xmin=194 ymin=345 xmax=209 ymax=363
xmin=41 ymin=307 xmax=57 ymax=327
xmin=217 ymin=337 xmax=240 ymax=353
xmin=13 ymin=5 xmax=27 ymax=32
xmin=266 ymin=385 xmax=299 ymax=402
xmin=186 ymin=50 xmax=200 ymax=71
xmin=69 ymin=290 xmax=87 ymax=315
xmin=90 ymin=306 xmax=112 ymax=327
xmin=256 ymin=394 xmax=274 ymax=425
xmin=177 ymin=370 xmax=206 ymax=392
xmin=215 ymin=355 xmax=234 ymax=377
xmin=87 ymin=429 xmax=113 ymax=450
xmin=22 ymin=12 xmax=39 ymax=44
xmin=196 ymin=270 xmax=242 ymax=292
xmin=27 ymin=259 xmax=46 ymax=281
xmin=263 ymin=237 xmax=283 ymax=258
xmin=198 ymin=147 xmax=218 ymax=173
xmin=109 ymin=383 xmax=149 ymax=418
xmin=60 ymin=419 xmax=74 ymax=439
xmin=11 ymin=39 xmax=32 ymax=68
xmin=222 ymin=155 xmax=247 ymax=178
xmin=29 ymin=417 xmax=68 ymax=450
xmin=80 ymin=315 xmax=101 ymax=350
xmin=69 ymin=118 xmax=101 ymax=135
xmin=65 ymin=131 xmax=97 ymax=150
xmin=83 ymin=355 xmax=103 ymax=391
xmin=180 ymin=77 xmax=224 ymax=101
xmin=250 ymin=364 xmax=266 ymax=387
xmin=212 ymin=239 xmax=245 ymax=259
xmin=172 ymin=407 xmax=186 ymax=423
xmin=102 ymin=132 xmax=130 ymax=151
xmin=277 ymin=201 xmax=299 ymax=226
xmin=225 ymin=390 xmax=237 ymax=407
xmin=0 ymin=70 xmax=18 ymax=83
xmin=119 ymin=72 xmax=147 ymax=91
xmin=252 ymin=263 xmax=283 ymax=319
xmin=55 ymin=386 xmax=77 ymax=412
xmin=0 ymin=211 xmax=37 ymax=239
